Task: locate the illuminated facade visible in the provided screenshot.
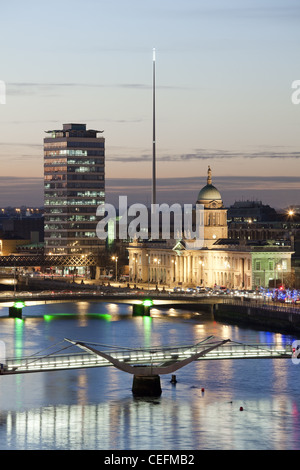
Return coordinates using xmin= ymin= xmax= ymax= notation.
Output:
xmin=44 ymin=123 xmax=105 ymax=254
xmin=128 ymin=167 xmax=293 ymax=289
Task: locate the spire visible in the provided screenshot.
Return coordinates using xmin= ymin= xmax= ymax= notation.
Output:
xmin=152 ymin=48 xmax=156 ymax=208
xmin=207 ymin=165 xmax=212 ymax=185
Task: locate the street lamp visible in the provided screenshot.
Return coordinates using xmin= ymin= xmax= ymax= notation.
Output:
xmin=132 ymin=256 xmax=138 ymax=282
xmin=112 ymin=256 xmax=118 ymax=282
xmin=146 ymin=253 xmax=150 ymax=290
xmin=199 ymin=260 xmax=205 ymax=285
xmin=153 ymin=258 xmax=160 ymax=284
xmin=171 ymin=258 xmax=177 ymax=284
xmin=224 ymin=260 xmax=230 ymax=287
xmin=277 ymin=264 xmax=284 ymax=286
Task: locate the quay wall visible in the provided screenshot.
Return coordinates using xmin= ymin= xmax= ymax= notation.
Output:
xmin=213 ymin=301 xmax=300 ymax=334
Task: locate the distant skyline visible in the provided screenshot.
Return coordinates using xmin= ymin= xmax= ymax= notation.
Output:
xmin=0 ymin=0 xmax=300 ymax=208
xmin=0 ymin=175 xmax=298 ymax=211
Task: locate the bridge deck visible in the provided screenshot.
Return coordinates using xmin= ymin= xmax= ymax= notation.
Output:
xmin=0 ymin=341 xmax=292 ymax=375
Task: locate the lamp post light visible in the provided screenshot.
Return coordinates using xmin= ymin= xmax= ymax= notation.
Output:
xmin=153 ymin=258 xmax=157 ymax=284
xmin=277 ymin=264 xmax=284 ymax=286
xmin=131 ymin=256 xmax=138 ymax=283
xmin=112 ymin=256 xmax=118 ymax=282
xmin=146 ymin=253 xmax=150 ymax=290
xmin=171 ymin=258 xmax=177 ymax=285
xmin=224 ymin=260 xmax=230 ymax=288
xmin=153 ymin=258 xmax=161 ymax=284
xmin=199 ymin=260 xmax=205 ymax=286
xmin=81 ymin=254 xmax=87 ymax=280
xmin=131 ymin=257 xmax=135 ymax=282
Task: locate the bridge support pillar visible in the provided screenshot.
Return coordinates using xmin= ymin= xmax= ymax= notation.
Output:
xmin=9 ymin=306 xmax=23 ymax=319
xmin=132 ymin=375 xmax=162 ymax=397
xmin=132 ymin=305 xmax=151 ymax=316
xmin=9 ymin=301 xmax=25 ymax=319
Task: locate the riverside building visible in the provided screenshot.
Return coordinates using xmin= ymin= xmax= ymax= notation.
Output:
xmin=44 ymin=123 xmax=105 ymax=255
xmin=128 ymin=167 xmax=293 ymax=289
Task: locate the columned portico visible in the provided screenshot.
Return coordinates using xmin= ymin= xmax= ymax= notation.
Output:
xmin=128 ymin=241 xmax=253 ymax=289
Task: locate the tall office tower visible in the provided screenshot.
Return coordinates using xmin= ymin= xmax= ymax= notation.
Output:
xmin=44 ymin=123 xmax=105 ymax=255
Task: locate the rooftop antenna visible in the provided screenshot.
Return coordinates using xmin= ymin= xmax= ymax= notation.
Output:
xmin=152 ymin=48 xmax=156 ymax=209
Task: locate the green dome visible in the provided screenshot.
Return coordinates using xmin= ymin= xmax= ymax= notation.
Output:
xmin=197 ymin=184 xmax=222 ymax=201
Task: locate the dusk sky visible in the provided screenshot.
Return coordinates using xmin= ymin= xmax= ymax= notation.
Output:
xmin=0 ymin=0 xmax=300 ymax=208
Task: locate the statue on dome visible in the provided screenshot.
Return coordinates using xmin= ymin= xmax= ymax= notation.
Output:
xmin=207 ymin=166 xmax=212 ymax=185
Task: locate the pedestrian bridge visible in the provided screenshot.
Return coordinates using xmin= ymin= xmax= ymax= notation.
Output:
xmin=0 ymin=336 xmax=293 ymax=376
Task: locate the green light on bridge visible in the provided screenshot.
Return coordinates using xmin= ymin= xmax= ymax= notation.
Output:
xmin=13 ymin=301 xmax=25 ymax=309
xmin=142 ymin=299 xmax=153 ymax=307
xmin=43 ymin=313 xmax=112 ymax=322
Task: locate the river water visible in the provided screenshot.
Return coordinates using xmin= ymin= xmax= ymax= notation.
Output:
xmin=0 ymin=300 xmax=299 ymax=451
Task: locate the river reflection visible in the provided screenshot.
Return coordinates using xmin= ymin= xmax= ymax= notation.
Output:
xmin=0 ymin=300 xmax=299 ymax=450
xmin=2 ymin=394 xmax=298 ymax=450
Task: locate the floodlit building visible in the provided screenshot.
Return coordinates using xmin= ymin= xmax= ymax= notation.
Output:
xmin=128 ymin=167 xmax=293 ymax=289
xmin=0 ymin=237 xmax=31 ymax=256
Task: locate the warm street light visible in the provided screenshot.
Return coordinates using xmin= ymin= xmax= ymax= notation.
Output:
xmin=171 ymin=258 xmax=177 ymax=284
xmin=199 ymin=260 xmax=205 ymax=285
xmin=153 ymin=258 xmax=160 ymax=283
xmin=277 ymin=264 xmax=284 ymax=286
xmin=112 ymin=256 xmax=118 ymax=281
xmin=146 ymin=253 xmax=150 ymax=289
xmin=224 ymin=261 xmax=230 ymax=288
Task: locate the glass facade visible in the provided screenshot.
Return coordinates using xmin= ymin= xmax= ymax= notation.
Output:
xmin=44 ymin=123 xmax=105 ymax=254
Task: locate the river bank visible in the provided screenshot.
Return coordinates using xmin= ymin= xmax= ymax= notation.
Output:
xmin=213 ymin=300 xmax=300 ymax=335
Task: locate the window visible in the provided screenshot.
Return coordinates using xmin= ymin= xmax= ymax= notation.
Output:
xmin=282 ymin=260 xmax=287 ymax=270
xmin=268 ymin=260 xmax=274 ymax=271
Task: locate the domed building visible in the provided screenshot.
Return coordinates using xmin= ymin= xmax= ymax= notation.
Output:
xmin=196 ymin=166 xmax=228 ymax=248
xmin=128 ymin=167 xmax=293 ymax=290
xmin=197 ymin=166 xmax=223 ymax=208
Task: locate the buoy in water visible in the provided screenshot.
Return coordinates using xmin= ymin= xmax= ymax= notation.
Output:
xmin=239 ymin=406 xmax=243 ymax=411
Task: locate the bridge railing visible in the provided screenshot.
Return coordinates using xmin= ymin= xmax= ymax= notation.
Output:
xmin=3 ymin=351 xmax=110 ymax=373
xmin=199 ymin=342 xmax=292 ymax=359
xmin=222 ymin=298 xmax=300 ymax=315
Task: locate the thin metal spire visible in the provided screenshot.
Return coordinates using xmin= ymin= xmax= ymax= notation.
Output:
xmin=152 ymin=48 xmax=156 ymax=208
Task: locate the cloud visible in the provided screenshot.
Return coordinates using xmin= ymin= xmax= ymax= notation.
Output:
xmin=0 ymin=175 xmax=298 ymax=209
xmin=0 ymin=142 xmax=42 ymax=147
xmin=0 ymin=142 xmax=42 ymax=161
xmin=107 ymin=147 xmax=300 ymax=163
xmin=106 ymin=175 xmax=300 ymax=195
xmin=1 ymin=140 xmax=300 ymax=165
xmin=0 ymin=176 xmax=43 ymax=207
xmin=106 ymin=175 xmax=300 ymax=210
xmin=6 ymin=81 xmax=183 ymax=97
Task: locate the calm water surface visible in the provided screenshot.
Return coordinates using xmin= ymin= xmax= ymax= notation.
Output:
xmin=0 ymin=300 xmax=299 ymax=450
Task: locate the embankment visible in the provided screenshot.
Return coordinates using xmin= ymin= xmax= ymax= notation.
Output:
xmin=213 ymin=301 xmax=300 ymax=334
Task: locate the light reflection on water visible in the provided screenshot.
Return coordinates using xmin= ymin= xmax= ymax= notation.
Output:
xmin=0 ymin=300 xmax=299 ymax=450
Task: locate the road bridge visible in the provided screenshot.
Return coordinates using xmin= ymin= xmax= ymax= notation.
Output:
xmin=0 ymin=290 xmax=225 ymax=311
xmin=1 ymin=290 xmax=300 ymax=325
